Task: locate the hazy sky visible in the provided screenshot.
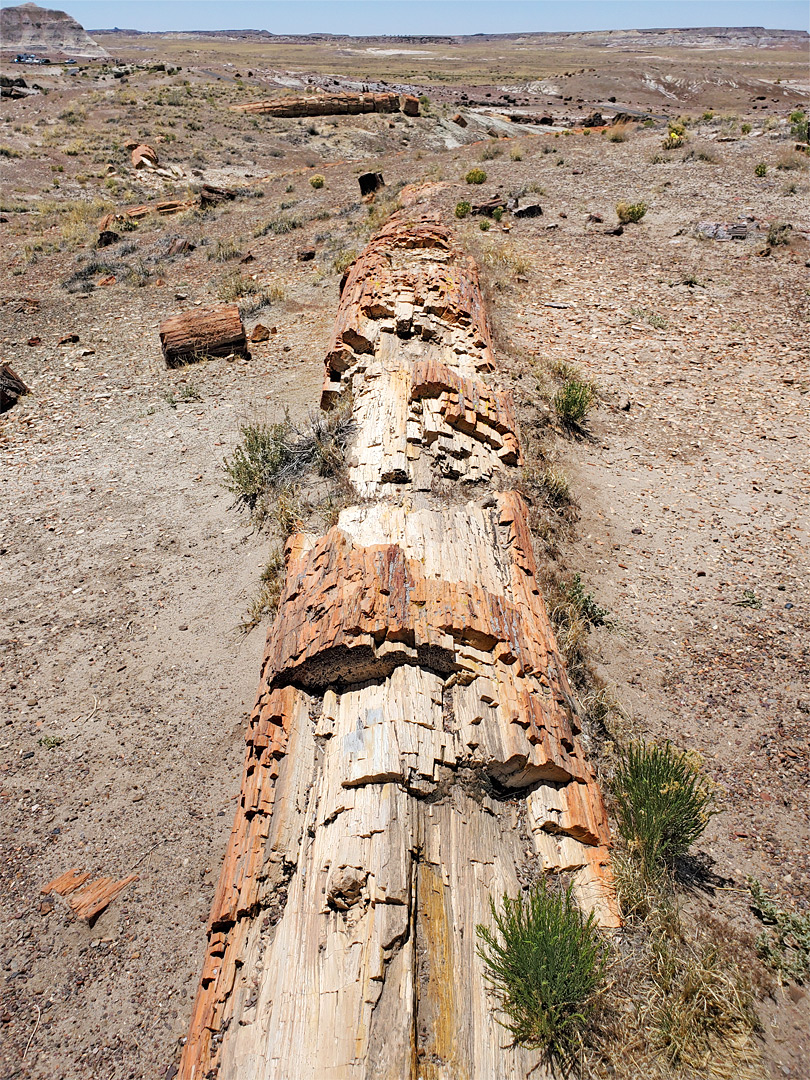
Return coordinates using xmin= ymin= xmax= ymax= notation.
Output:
xmin=1 ymin=1 xmax=807 ymax=34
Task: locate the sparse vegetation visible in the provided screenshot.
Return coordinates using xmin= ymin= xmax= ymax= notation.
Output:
xmin=741 ymin=122 xmax=752 ymax=135
xmin=607 ymin=122 xmax=629 ymax=143
xmin=477 ymin=880 xmax=606 ymax=1066
xmin=480 ymin=140 xmax=501 ymax=160
xmin=754 ymin=162 xmax=767 ymax=177
xmin=309 ymin=174 xmax=325 ymax=188
xmin=789 ymin=108 xmax=808 ymax=144
xmin=465 ymin=167 xmax=487 ymax=185
xmin=254 ymin=214 xmax=302 ymax=237
xmin=766 ymin=221 xmax=792 ymax=247
xmin=239 ymin=548 xmax=286 ymax=634
xmin=208 ymin=238 xmax=242 ymax=262
xmin=612 ymin=741 xmax=719 ymax=884
xmin=616 ymin=201 xmax=647 ymax=224
xmin=553 ymin=376 xmax=597 ymax=427
xmin=455 ymin=200 xmax=471 ymax=219
xmin=748 ymin=879 xmax=810 ymax=983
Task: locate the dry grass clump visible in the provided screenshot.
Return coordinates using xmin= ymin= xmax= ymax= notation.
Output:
xmin=616 ymin=201 xmax=647 ymax=224
xmin=607 ymin=122 xmax=630 ymax=143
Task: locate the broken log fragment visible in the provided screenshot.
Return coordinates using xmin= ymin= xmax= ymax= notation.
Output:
xmin=42 ymin=868 xmax=138 ymax=922
xmin=131 ymin=143 xmax=159 ymax=169
xmin=401 ymin=93 xmax=420 ymax=116
xmin=0 ymin=363 xmax=29 ymax=412
xmin=158 ymin=304 xmax=247 ymax=367
xmin=358 ymin=171 xmax=385 ymax=196
xmin=179 ymin=212 xmax=618 ymax=1080
xmin=231 ymin=91 xmax=401 ymax=117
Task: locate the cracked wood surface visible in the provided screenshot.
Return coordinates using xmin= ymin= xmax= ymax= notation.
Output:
xmin=178 ymin=213 xmax=618 ymax=1080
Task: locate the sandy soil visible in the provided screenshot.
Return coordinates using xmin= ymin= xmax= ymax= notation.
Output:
xmin=1 ymin=40 xmax=808 ymax=1080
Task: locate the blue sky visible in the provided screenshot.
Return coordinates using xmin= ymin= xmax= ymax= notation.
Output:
xmin=1 ymin=1 xmax=806 ymax=34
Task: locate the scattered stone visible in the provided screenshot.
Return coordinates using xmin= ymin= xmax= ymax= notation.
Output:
xmin=587 ymin=213 xmax=604 ymax=223
xmin=583 ymin=111 xmax=604 ymax=127
xmin=606 ymin=225 xmax=624 ymax=235
xmin=297 ymin=248 xmax=316 ymax=261
xmin=27 ymin=336 xmax=41 ymax=346
xmin=58 ymin=334 xmax=79 ymax=344
xmin=166 ymin=237 xmax=195 ymax=257
xmin=693 ymin=221 xmax=750 ymax=241
xmin=250 ymin=323 xmax=270 ymax=342
xmin=96 ymin=230 xmax=120 ymax=248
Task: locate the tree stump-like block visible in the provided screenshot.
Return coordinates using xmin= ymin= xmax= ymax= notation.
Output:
xmin=158 ymin=304 xmax=247 ymax=367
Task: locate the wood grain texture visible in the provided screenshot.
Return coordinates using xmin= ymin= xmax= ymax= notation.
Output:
xmin=158 ymin=304 xmax=247 ymax=366
xmin=178 ymin=212 xmax=618 ymax=1080
xmin=232 ymin=92 xmax=401 ymax=117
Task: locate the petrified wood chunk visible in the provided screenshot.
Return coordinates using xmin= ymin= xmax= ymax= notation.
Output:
xmin=231 ymin=91 xmax=400 ymax=117
xmin=158 ymin=304 xmax=247 ymax=367
xmin=0 ymin=363 xmax=29 ymax=412
xmin=358 ymin=171 xmax=385 ymax=196
xmin=42 ymin=867 xmax=138 ymax=922
xmin=179 ymin=213 xmax=618 ymax=1080
xmin=401 ymin=93 xmax=420 ymax=116
xmin=131 ymin=143 xmax=158 ymax=169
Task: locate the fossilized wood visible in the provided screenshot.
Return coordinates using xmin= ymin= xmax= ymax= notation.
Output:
xmin=0 ymin=363 xmax=29 ymax=412
xmin=131 ymin=142 xmax=159 ymax=168
xmin=42 ymin=868 xmax=138 ymax=922
xmin=98 ymin=199 xmax=193 ymax=233
xmin=179 ymin=213 xmax=618 ymax=1080
xmin=158 ymin=304 xmax=247 ymax=367
xmin=231 ymin=91 xmax=401 ymax=117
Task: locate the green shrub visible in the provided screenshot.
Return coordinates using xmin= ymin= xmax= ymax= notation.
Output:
xmin=477 ymin=880 xmax=606 ymax=1064
xmin=479 ymin=219 xmax=491 ymax=231
xmin=754 ymin=162 xmax=767 ymax=177
xmin=741 ymin=122 xmax=752 ymax=135
xmin=553 ymin=377 xmax=596 ymax=427
xmin=748 ymin=878 xmax=810 ymax=983
xmin=565 ymin=573 xmax=611 ymax=628
xmin=616 ymin=201 xmax=647 ymax=224
xmin=465 ymin=167 xmax=487 ymax=185
xmin=492 ymin=206 xmax=504 ymax=222
xmin=767 ymin=221 xmax=792 ymax=247
xmin=309 ymin=174 xmax=325 ymax=189
xmin=701 ymin=110 xmax=714 ymax=121
xmin=454 ymin=200 xmax=471 ymax=219
xmin=612 ymin=741 xmax=719 ymax=880
xmin=789 ymin=108 xmax=808 ymax=144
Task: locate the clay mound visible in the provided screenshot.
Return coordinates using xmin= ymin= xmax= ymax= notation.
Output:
xmin=0 ymin=2 xmax=108 ymax=58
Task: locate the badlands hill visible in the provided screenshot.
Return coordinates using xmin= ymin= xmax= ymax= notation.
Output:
xmin=0 ymin=2 xmax=108 ymax=58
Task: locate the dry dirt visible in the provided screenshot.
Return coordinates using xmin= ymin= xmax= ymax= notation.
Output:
xmin=1 ymin=33 xmax=809 ymax=1080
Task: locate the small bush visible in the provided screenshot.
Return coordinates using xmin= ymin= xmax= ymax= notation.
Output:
xmin=309 ymin=174 xmax=325 ymax=189
xmin=0 ymin=146 xmax=22 ymax=158
xmin=565 ymin=573 xmax=611 ymax=628
xmin=612 ymin=741 xmax=718 ymax=881
xmin=510 ymin=147 xmax=522 ymax=161
xmin=789 ymin=108 xmax=808 ymax=144
xmin=479 ymin=219 xmax=491 ymax=231
xmin=775 ymin=150 xmax=806 ymax=170
xmin=254 ymin=214 xmax=302 ymax=237
xmin=754 ymin=162 xmax=767 ymax=177
xmin=553 ymin=377 xmax=596 ymax=427
xmin=455 ymin=200 xmax=471 ymax=219
xmin=748 ymin=878 xmax=810 ymax=983
xmin=477 ymin=880 xmax=606 ymax=1065
xmin=239 ymin=548 xmax=285 ymax=634
xmin=480 ymin=140 xmax=501 ymax=160
xmin=767 ymin=221 xmax=792 ymax=247
xmin=741 ymin=122 xmax=752 ymax=135
xmin=616 ymin=201 xmax=647 ymax=224
xmin=208 ymin=238 xmax=242 ymax=262
xmin=492 ymin=207 xmax=503 ymax=222
xmin=701 ymin=110 xmax=714 ymax=121
xmin=465 ymin=167 xmax=487 ymax=185
xmin=217 ymin=271 xmax=263 ymax=302
xmin=607 ymin=123 xmax=628 ymax=143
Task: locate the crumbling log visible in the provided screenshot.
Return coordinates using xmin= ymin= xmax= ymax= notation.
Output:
xmin=158 ymin=304 xmax=247 ymax=367
xmin=178 ymin=213 xmax=618 ymax=1080
xmin=0 ymin=363 xmax=29 ymax=412
xmin=231 ymin=91 xmax=401 ymax=117
xmin=401 ymin=93 xmax=420 ymax=116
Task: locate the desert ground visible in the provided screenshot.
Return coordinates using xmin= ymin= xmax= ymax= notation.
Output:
xmin=1 ymin=27 xmax=809 ymax=1080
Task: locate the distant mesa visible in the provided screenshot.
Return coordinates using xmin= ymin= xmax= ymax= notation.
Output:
xmin=0 ymin=3 xmax=109 ymax=58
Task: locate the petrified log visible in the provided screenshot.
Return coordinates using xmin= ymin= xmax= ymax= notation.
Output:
xmin=98 ymin=198 xmax=193 ymax=233
xmin=0 ymin=363 xmax=29 ymax=412
xmin=158 ymin=304 xmax=247 ymax=367
xmin=451 ymin=111 xmax=468 ymax=127
xmin=358 ymin=171 xmax=385 ymax=196
xmin=231 ymin=91 xmax=401 ymax=117
xmin=131 ymin=142 xmax=158 ymax=168
xmin=401 ymin=93 xmax=420 ymax=116
xmin=179 ymin=213 xmax=618 ymax=1080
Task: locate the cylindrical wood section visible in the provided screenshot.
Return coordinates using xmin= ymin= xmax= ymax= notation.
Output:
xmin=178 ymin=213 xmax=619 ymax=1080
xmin=158 ymin=304 xmax=247 ymax=367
